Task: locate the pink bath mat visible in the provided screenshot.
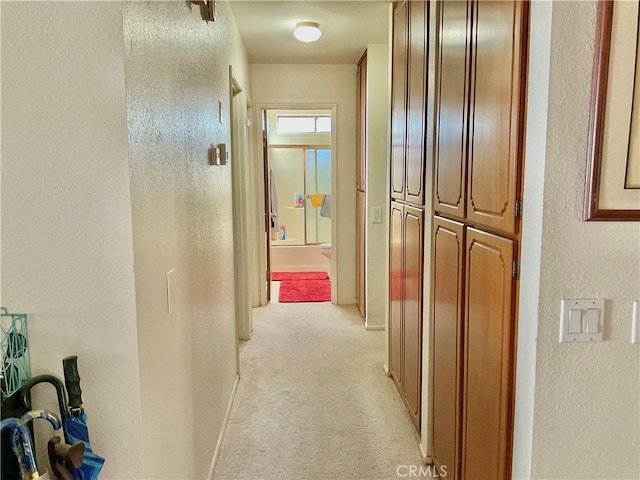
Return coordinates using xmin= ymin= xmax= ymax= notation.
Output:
xmin=278 ymin=278 xmax=331 ymax=303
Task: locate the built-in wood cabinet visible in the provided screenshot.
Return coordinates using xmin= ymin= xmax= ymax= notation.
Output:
xmin=391 ymin=0 xmax=428 ymax=205
xmin=433 ymin=0 xmax=471 ymax=220
xmin=390 ymin=1 xmax=408 ymax=201
xmin=356 ymin=189 xmax=366 ymax=317
xmin=357 ymin=51 xmax=367 ymax=193
xmin=356 ymin=51 xmax=367 ymax=317
xmin=465 ymin=1 xmax=526 ymax=235
xmin=389 ymin=0 xmax=429 ymax=432
xmin=389 ymin=201 xmax=423 ymax=429
xmin=389 ymin=202 xmax=404 ymax=386
xmin=430 ymin=1 xmax=527 ymax=478
xmin=462 ymin=227 xmax=516 ymax=479
xmin=405 ymin=0 xmax=428 ymax=205
xmin=431 ymin=216 xmax=465 ymax=480
xmin=435 ymin=0 xmax=526 ymax=236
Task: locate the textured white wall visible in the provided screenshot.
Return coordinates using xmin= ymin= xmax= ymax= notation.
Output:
xmin=123 ymin=2 xmax=250 ymax=478
xmin=252 ymin=64 xmax=358 ymax=304
xmin=365 ymin=43 xmax=390 ymax=329
xmin=518 ymin=2 xmax=640 ymax=478
xmin=1 ymin=3 xmax=144 ymax=478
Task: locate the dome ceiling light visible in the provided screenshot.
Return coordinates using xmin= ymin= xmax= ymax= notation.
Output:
xmin=294 ymin=22 xmax=322 ymax=43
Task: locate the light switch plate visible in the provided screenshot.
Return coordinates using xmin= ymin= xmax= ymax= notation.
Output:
xmin=372 ymin=207 xmax=382 ymax=224
xmin=559 ymin=299 xmax=605 ymax=342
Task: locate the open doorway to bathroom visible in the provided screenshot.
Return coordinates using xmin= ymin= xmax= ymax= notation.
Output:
xmin=263 ymin=108 xmax=334 ymax=303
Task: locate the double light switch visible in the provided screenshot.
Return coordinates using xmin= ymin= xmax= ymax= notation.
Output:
xmin=560 ymin=299 xmax=605 ymax=342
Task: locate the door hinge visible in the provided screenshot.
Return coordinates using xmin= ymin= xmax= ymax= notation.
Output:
xmin=515 ymin=199 xmax=522 ymax=218
xmin=512 ymin=260 xmax=520 ymax=279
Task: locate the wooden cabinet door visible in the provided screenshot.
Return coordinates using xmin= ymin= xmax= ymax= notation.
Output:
xmin=356 ymin=190 xmax=366 ymax=317
xmin=434 ymin=1 xmax=471 ymax=219
xmin=466 ymin=0 xmax=527 ymax=234
xmin=405 ymin=0 xmax=428 ymax=205
xmin=403 ymin=205 xmax=424 ymax=429
xmin=390 ymin=1 xmax=408 ymax=201
xmin=431 ymin=216 xmax=465 ymax=480
xmin=357 ymin=50 xmax=367 ymax=192
xmin=389 ymin=202 xmax=404 ymax=388
xmin=462 ymin=227 xmax=515 ymax=480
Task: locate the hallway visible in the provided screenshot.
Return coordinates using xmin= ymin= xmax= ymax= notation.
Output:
xmin=213 ymin=301 xmax=430 ymax=480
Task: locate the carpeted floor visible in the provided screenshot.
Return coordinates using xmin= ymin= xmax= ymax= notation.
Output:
xmin=213 ymin=301 xmax=430 ymax=480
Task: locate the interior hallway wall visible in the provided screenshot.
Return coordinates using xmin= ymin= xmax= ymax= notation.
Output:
xmin=252 ymin=64 xmax=358 ymax=304
xmin=123 ymin=2 xmax=251 ymax=478
xmin=516 ymin=1 xmax=640 ymax=478
xmin=1 ymin=3 xmax=144 ymax=477
xmin=364 ymin=43 xmax=390 ymax=329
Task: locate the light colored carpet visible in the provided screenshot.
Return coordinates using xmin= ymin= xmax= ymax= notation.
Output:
xmin=213 ymin=300 xmax=431 ymax=480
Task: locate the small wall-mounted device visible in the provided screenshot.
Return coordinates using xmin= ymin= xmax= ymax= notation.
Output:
xmin=208 ymin=144 xmax=220 ymax=165
xmin=218 ymin=143 xmax=228 ymax=165
xmin=188 ymin=0 xmax=216 ymax=22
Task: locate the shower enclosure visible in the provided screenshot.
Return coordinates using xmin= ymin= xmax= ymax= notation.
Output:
xmin=271 ymin=147 xmax=331 ymax=246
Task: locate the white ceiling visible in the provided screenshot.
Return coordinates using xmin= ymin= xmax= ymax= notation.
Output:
xmin=227 ymin=1 xmax=391 ymax=64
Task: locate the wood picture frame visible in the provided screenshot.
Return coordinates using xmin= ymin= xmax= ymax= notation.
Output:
xmin=584 ymin=0 xmax=640 ymax=221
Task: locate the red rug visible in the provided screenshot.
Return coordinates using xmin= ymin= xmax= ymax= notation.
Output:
xmin=271 ymin=271 xmax=328 ymax=281
xmin=279 ymin=278 xmax=331 ymax=303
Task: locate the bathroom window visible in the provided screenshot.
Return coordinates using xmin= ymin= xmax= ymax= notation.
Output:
xmin=276 ymin=115 xmax=331 ymax=134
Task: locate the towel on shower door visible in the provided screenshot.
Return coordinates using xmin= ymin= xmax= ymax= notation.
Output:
xmin=320 ymin=194 xmax=331 ymax=218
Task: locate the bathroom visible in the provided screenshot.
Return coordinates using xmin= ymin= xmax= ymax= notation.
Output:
xmin=267 ymin=109 xmax=332 ymax=277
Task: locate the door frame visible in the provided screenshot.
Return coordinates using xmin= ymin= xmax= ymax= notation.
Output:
xmin=251 ymin=103 xmax=338 ymax=305
xmin=229 ymin=67 xmax=253 ymax=344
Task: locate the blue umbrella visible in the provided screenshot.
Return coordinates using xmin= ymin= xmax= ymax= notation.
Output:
xmin=63 ymin=356 xmax=105 ymax=480
xmin=1 ymin=409 xmax=62 ymax=478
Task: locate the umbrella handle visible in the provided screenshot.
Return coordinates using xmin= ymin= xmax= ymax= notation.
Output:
xmin=20 ymin=375 xmax=69 ymax=420
xmin=62 ymin=356 xmax=83 ymax=412
xmin=12 ymin=424 xmax=37 ymax=477
xmin=22 ymin=410 xmax=62 ymax=430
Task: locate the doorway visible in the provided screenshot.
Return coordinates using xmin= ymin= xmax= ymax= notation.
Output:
xmin=258 ymin=106 xmax=337 ymax=305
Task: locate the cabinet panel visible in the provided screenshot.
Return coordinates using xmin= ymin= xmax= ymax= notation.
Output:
xmin=357 ymin=51 xmax=367 ymax=192
xmin=434 ymin=1 xmax=471 ymax=219
xmin=356 ymin=190 xmax=366 ymax=317
xmin=405 ymin=0 xmax=428 ymax=205
xmin=431 ymin=216 xmax=465 ymax=480
xmin=462 ymin=227 xmax=515 ymax=479
xmin=391 ymin=1 xmax=408 ymax=200
xmin=403 ymin=205 xmax=424 ymax=428
xmin=389 ymin=202 xmax=404 ymax=387
xmin=466 ymin=0 xmax=526 ymax=234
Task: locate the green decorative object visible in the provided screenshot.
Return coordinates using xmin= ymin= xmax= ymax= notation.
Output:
xmin=1 ymin=308 xmax=31 ymax=400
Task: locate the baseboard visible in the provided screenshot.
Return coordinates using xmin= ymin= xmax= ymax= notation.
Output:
xmin=419 ymin=442 xmax=432 ymax=465
xmin=365 ymin=323 xmax=385 ymax=331
xmin=207 ymin=374 xmax=240 ymax=480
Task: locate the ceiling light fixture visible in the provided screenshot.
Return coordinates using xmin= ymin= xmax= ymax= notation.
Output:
xmin=294 ymin=22 xmax=322 ymax=43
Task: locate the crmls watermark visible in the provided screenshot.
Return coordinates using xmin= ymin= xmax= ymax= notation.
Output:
xmin=396 ymin=464 xmax=448 ymax=478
